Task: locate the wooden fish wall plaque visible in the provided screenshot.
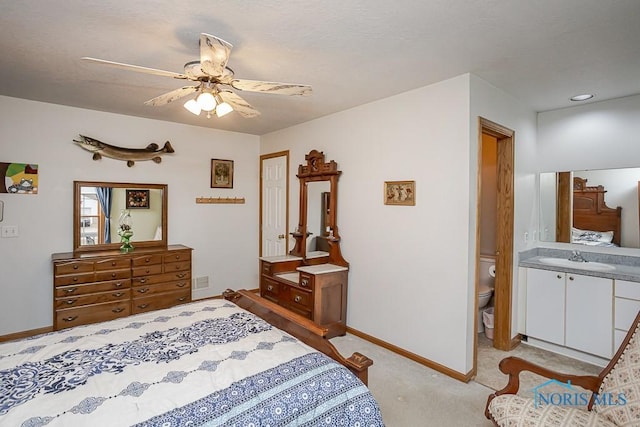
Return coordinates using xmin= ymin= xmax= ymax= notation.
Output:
xmin=73 ymin=134 xmax=174 ymax=167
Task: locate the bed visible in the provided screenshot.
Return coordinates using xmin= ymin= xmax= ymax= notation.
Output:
xmin=0 ymin=290 xmax=384 ymax=426
xmin=571 ymin=177 xmax=622 ymax=247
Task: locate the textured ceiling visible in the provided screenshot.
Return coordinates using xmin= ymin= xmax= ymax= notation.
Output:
xmin=1 ymin=0 xmax=639 ymax=135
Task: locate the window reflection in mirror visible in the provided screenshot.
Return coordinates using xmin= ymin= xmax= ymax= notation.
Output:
xmin=306 ymin=181 xmax=331 ymax=253
xmin=79 ymin=186 xmax=164 ymax=246
xmin=539 ymin=167 xmax=640 ymax=248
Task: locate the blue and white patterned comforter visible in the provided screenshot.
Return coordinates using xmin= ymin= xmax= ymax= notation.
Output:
xmin=0 ymin=300 xmax=384 ymax=426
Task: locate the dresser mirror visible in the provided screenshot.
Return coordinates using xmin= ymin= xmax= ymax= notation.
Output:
xmin=290 ymin=150 xmax=348 ymax=266
xmin=539 ymin=167 xmax=640 ymax=248
xmin=73 ymin=181 xmax=168 ymax=253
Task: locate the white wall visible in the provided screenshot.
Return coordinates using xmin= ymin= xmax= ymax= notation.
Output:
xmin=537 ymin=94 xmax=640 ymax=172
xmin=0 ymin=95 xmax=260 ymax=335
xmin=262 ymin=74 xmax=537 ymax=375
xmin=469 ymin=75 xmax=538 ymax=368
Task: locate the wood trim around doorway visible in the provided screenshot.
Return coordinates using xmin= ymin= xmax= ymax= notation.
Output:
xmin=477 ymin=117 xmax=515 ymax=354
xmin=259 ymin=150 xmax=290 ymax=257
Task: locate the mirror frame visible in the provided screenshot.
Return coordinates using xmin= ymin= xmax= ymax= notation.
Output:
xmin=73 ymin=181 xmax=168 ymax=253
xmin=290 ymin=150 xmax=348 ymax=266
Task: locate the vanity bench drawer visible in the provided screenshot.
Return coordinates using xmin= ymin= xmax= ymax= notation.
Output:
xmin=299 ymin=273 xmax=314 ymax=290
xmin=289 ymin=288 xmax=312 ymax=311
xmin=262 ymin=277 xmax=282 ymax=300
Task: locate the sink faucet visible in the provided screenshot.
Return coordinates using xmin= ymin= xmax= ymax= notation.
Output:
xmin=568 ymin=250 xmax=587 ymax=262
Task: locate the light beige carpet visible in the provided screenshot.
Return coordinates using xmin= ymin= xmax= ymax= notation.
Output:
xmin=475 ymin=334 xmax=602 ymax=403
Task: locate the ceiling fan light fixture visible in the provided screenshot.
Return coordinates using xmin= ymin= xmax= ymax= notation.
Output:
xmin=184 ymin=99 xmax=201 ymax=115
xmin=196 ymin=91 xmax=217 ymax=111
xmin=214 ymin=92 xmax=233 ymax=117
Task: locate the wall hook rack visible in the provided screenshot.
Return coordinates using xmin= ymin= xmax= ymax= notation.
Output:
xmin=196 ymin=197 xmax=245 ymax=204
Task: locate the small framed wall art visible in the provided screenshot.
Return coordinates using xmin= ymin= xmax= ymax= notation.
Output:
xmin=211 ymin=159 xmax=234 ymax=188
xmin=384 ymin=180 xmax=415 ymax=206
xmin=126 ymin=189 xmax=150 ymax=209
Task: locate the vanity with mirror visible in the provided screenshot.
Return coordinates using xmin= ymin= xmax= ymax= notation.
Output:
xmin=259 ymin=150 xmax=349 ymax=338
xmin=51 ymin=181 xmax=192 ymax=330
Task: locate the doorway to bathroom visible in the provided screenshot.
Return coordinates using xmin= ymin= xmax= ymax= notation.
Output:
xmin=475 ymin=117 xmax=515 ymax=368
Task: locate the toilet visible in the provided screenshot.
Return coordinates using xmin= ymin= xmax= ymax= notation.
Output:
xmin=477 ymin=255 xmax=495 ymax=333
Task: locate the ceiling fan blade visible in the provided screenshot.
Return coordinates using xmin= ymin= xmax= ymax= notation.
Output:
xmin=81 ymin=57 xmax=189 ymax=79
xmin=144 ymin=86 xmax=200 ymax=106
xmin=230 ymin=79 xmax=312 ymax=96
xmin=200 ymin=33 xmax=233 ymax=77
xmin=218 ymin=91 xmax=261 ymax=118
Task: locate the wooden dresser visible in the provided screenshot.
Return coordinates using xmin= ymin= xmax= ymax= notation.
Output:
xmin=260 ymin=255 xmax=348 ymax=338
xmin=52 ymin=245 xmax=192 ymax=330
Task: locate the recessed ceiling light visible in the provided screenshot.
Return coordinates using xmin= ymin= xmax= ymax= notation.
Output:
xmin=570 ymin=94 xmax=594 ymax=101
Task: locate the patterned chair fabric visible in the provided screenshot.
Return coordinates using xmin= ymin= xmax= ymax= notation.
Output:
xmin=593 ymin=328 xmax=640 ymax=426
xmin=487 ymin=313 xmax=640 ymax=427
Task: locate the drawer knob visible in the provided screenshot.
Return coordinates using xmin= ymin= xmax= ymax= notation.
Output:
xmin=301 ymin=279 xmax=309 ymax=287
xmin=111 ymin=273 xmax=116 ymax=278
xmin=73 ymin=277 xmax=78 ymax=282
xmin=111 ymin=261 xmax=116 ymax=266
xmin=65 ymin=299 xmax=77 ymax=305
xmin=557 ymin=275 xmax=562 ymax=279
xmin=138 ymin=303 xmax=149 ymax=309
xmin=137 ymin=288 xmax=149 ymax=294
xmin=73 ymin=265 xmax=79 ymax=270
xmin=113 ymin=292 xmax=124 ymax=297
xmin=178 ymin=297 xmax=187 ymax=302
xmin=63 ymin=316 xmax=78 ymax=322
xmin=569 ymin=276 xmax=574 ymax=281
xmin=177 ymin=273 xmax=186 ymax=279
xmin=64 ymin=287 xmax=77 ymax=294
xmin=139 ymin=278 xmax=147 ymax=284
xmin=115 ymin=282 xmax=124 ymax=288
xmin=294 ymin=295 xmax=302 ymax=303
xmin=177 ymin=282 xmax=187 ymax=288
xmin=112 ymin=307 xmax=125 ymax=313
xmin=145 ymin=258 xmax=151 ymax=263
xmin=267 ymin=285 xmax=274 ymax=291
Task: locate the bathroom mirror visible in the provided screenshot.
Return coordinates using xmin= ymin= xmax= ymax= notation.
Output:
xmin=290 ymin=150 xmax=348 ymax=266
xmin=539 ymin=167 xmax=640 ymax=248
xmin=73 ymin=181 xmax=168 ymax=253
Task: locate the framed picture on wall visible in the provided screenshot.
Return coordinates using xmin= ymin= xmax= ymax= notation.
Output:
xmin=211 ymin=159 xmax=234 ymax=188
xmin=384 ymin=180 xmax=415 ymax=206
xmin=126 ymin=189 xmax=150 ymax=209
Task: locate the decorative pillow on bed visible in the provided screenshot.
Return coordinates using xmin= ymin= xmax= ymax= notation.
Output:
xmin=571 ymin=227 xmax=614 ymax=244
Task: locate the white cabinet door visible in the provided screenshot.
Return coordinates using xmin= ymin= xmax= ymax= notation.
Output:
xmin=566 ymin=274 xmax=613 ymax=358
xmin=526 ymin=268 xmax=565 ymax=345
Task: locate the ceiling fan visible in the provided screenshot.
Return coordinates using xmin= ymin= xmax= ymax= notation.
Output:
xmin=82 ymin=33 xmax=312 ymax=119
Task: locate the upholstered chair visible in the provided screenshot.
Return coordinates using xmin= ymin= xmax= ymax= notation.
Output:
xmin=485 ymin=311 xmax=640 ymax=426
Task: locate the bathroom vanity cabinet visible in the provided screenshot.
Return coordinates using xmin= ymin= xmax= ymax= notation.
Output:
xmin=525 ymin=266 xmax=614 ymax=360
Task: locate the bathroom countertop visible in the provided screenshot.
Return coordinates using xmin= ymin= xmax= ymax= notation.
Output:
xmin=519 ymin=248 xmax=640 ymax=283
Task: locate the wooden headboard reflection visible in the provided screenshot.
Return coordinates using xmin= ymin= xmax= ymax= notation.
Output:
xmin=572 ymin=177 xmax=622 ymax=246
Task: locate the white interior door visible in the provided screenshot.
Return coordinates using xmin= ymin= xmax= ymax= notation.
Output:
xmin=261 ymin=154 xmax=288 ymax=257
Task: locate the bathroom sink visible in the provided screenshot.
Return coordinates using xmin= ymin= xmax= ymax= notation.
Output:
xmin=537 ymin=257 xmax=616 ymax=272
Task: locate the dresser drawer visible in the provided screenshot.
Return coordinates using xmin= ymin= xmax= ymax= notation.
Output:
xmin=55 ymin=289 xmax=131 ymax=309
xmin=56 ymin=301 xmax=131 ymax=329
xmin=132 ymin=280 xmax=190 ymax=297
xmin=132 ymin=264 xmax=163 ymax=277
xmin=299 ymin=273 xmax=314 ymax=290
xmin=54 ymin=272 xmax=96 ymax=286
xmin=131 ymin=254 xmax=163 ymax=266
xmin=163 ymin=251 xmax=191 ymax=264
xmin=289 ymin=288 xmax=312 ymax=311
xmin=132 ymin=271 xmax=191 ymax=286
xmin=164 ymin=260 xmax=191 ymax=273
xmin=262 ymin=277 xmax=282 ymax=300
xmin=95 ymin=269 xmax=131 ymax=282
xmin=54 ymin=260 xmax=95 ymax=275
xmin=55 ymin=279 xmax=131 ymax=297
xmin=131 ymin=290 xmax=190 ymax=314
xmin=261 ymin=261 xmax=273 ymax=276
xmin=95 ymin=257 xmax=130 ymax=271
